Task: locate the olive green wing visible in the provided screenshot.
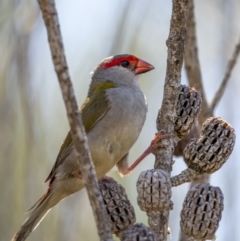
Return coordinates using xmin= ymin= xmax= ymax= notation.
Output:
xmin=44 ymin=91 xmax=111 ymax=183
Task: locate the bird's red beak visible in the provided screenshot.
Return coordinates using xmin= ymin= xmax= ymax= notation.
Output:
xmin=135 ymin=59 xmax=154 ymax=75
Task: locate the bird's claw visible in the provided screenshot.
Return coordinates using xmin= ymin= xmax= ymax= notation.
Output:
xmin=125 ymin=132 xmax=173 ymax=174
xmin=150 ymin=132 xmax=174 ymax=154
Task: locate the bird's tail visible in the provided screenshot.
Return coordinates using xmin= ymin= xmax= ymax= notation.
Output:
xmin=11 ymin=185 xmax=65 ymax=241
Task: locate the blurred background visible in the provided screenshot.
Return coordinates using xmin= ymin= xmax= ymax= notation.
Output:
xmin=0 ymin=0 xmax=239 ymax=240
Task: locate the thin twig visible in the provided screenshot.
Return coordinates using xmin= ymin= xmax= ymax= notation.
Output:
xmin=180 ymin=2 xmax=239 ymax=241
xmin=211 ymin=37 xmax=240 ymax=110
xmin=37 ymin=0 xmax=113 ymax=240
xmin=184 ymin=0 xmax=211 ymax=126
xmin=177 ymin=1 xmax=240 ymax=241
xmin=183 ymin=0 xmax=212 ymax=186
xmin=180 ymin=235 xmax=199 ymax=241
xmin=153 ymin=0 xmax=189 ymax=240
xmin=180 ymin=1 xmax=211 ymax=240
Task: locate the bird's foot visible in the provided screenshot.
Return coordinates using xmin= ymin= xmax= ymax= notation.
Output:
xmin=126 ymin=132 xmax=173 ymax=174
xmin=149 ymin=132 xmax=174 ymax=153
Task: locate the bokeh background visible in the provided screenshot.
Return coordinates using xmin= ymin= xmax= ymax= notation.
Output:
xmin=1 ymin=0 xmax=240 ymax=240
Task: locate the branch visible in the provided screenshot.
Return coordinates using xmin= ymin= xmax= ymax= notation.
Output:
xmin=166 ymin=6 xmax=239 ymax=241
xmin=184 ymin=0 xmax=212 ymax=126
xmin=154 ymin=0 xmax=189 ymax=240
xmin=211 ymin=37 xmax=240 ymax=110
xmin=156 ymin=0 xmax=189 ymax=170
xmin=179 ymin=2 xmax=211 ymax=240
xmin=180 ymin=2 xmax=239 ymax=241
xmin=37 ymin=1 xmax=113 ymax=240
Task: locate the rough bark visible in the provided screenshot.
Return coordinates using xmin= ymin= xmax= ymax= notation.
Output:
xmin=154 ymin=0 xmax=189 ymax=240
xmin=156 ymin=0 xmax=189 ymax=170
xmin=37 ymin=0 xmax=113 ymax=240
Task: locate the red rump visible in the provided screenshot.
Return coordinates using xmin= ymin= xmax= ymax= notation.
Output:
xmin=103 ymin=55 xmax=139 ymax=69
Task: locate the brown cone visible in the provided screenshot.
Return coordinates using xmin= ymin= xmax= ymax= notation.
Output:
xmin=137 ymin=169 xmax=172 ymax=212
xmin=174 ymin=85 xmax=202 ymax=139
xmin=183 ymin=117 xmax=235 ymax=174
xmin=98 ymin=177 xmax=136 ymax=236
xmin=180 ymin=183 xmax=224 ymax=240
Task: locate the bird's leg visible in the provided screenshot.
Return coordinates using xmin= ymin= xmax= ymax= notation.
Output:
xmin=126 ymin=133 xmax=173 ymax=174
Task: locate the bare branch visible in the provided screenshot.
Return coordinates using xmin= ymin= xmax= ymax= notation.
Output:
xmin=211 ymin=37 xmax=240 ymax=110
xmin=180 ymin=2 xmax=239 ymax=241
xmin=154 ymin=0 xmax=189 ymax=240
xmin=180 ymin=1 xmax=211 ymax=240
xmin=37 ymin=0 xmax=113 ymax=240
xmin=156 ymin=0 xmax=189 ymax=170
xmin=183 ymin=0 xmax=212 ymax=187
xmin=179 ymin=2 xmax=213 ymax=240
xmin=184 ymin=0 xmax=212 ymax=126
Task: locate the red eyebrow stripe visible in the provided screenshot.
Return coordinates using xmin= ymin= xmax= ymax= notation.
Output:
xmin=104 ymin=56 xmax=138 ymax=69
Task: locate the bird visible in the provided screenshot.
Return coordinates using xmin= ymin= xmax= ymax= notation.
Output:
xmin=11 ymin=54 xmax=154 ymax=241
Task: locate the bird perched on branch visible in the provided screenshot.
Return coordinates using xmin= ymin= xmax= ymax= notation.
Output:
xmin=11 ymin=54 xmax=154 ymax=241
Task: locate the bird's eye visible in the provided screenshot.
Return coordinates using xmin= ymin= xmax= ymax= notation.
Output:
xmin=120 ymin=61 xmax=130 ymax=68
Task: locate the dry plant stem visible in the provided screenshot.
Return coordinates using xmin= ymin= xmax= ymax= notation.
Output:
xmin=180 ymin=234 xmax=202 ymax=241
xmin=181 ymin=3 xmax=210 ymax=240
xmin=186 ymin=238 xmax=202 ymax=241
xmin=180 ymin=1 xmax=209 ymax=240
xmin=154 ymin=0 xmax=189 ymax=240
xmin=147 ymin=210 xmax=169 ymax=240
xmin=183 ymin=0 xmax=239 ymax=186
xmin=183 ymin=0 xmax=212 ymax=187
xmin=37 ymin=0 xmax=113 ymax=240
xmin=171 ymin=168 xmax=198 ymax=187
xmin=185 ymin=1 xmax=240 ymax=125
xmin=211 ymin=37 xmax=240 ymax=110
xmin=184 ymin=0 xmax=211 ymax=127
xmin=156 ymin=0 xmax=189 ymax=170
xmin=181 ymin=2 xmax=239 ymax=241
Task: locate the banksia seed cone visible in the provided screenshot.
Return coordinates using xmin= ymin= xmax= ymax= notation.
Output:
xmin=121 ymin=223 xmax=158 ymax=241
xmin=99 ymin=177 xmax=136 ymax=236
xmin=137 ymin=170 xmax=172 ymax=240
xmin=174 ymin=85 xmax=202 ymax=139
xmin=183 ymin=117 xmax=235 ymax=174
xmin=137 ymin=169 xmax=172 ymax=211
xmin=201 ymin=116 xmax=235 ymax=137
xmin=180 ymin=183 xmax=224 ymax=240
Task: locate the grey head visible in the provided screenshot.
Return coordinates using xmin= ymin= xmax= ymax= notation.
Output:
xmin=91 ymin=54 xmax=154 ymax=87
